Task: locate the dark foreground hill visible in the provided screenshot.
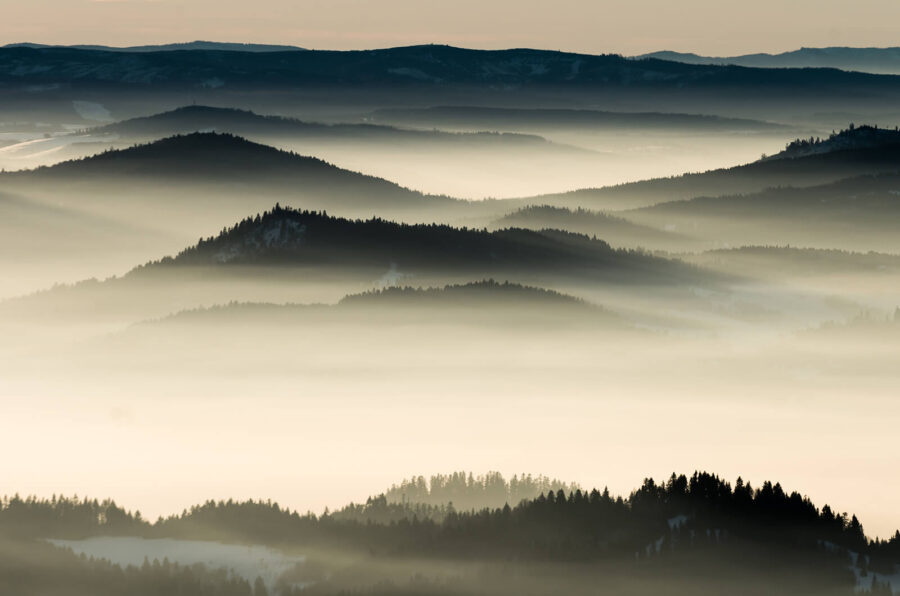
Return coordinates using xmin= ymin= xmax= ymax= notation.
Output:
xmin=0 ymin=471 xmax=897 ymax=596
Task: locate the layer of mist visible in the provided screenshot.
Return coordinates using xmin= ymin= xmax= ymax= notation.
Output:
xmin=1 ymin=43 xmax=899 ymax=596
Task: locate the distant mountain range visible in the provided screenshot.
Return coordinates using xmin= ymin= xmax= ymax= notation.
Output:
xmin=89 ymin=105 xmax=558 ymax=144
xmin=3 ymin=41 xmax=305 ymax=53
xmin=5 ymin=44 xmax=900 ymax=129
xmin=0 ymin=43 xmax=892 ymax=90
xmin=6 ymin=42 xmax=899 ymax=74
xmin=637 ymin=47 xmax=900 ymax=75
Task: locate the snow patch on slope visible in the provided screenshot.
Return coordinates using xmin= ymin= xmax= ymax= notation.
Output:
xmin=213 ymin=219 xmax=307 ymax=263
xmin=72 ymin=100 xmax=113 ymax=122
xmin=48 ymin=537 xmax=305 ymax=590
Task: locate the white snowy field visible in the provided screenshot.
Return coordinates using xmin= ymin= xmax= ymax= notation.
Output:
xmin=48 ymin=536 xmax=305 ymax=589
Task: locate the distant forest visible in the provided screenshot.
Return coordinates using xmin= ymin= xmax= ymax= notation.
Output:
xmin=1 ymin=539 xmax=258 ymax=596
xmin=340 ymin=282 xmax=587 ymax=308
xmin=135 ymin=205 xmax=706 ymax=288
xmin=381 ymin=471 xmax=579 ymax=511
xmin=2 ymin=472 xmax=899 ymax=595
xmin=2 ymin=472 xmax=897 ymax=563
xmin=775 ymin=124 xmax=900 ymax=160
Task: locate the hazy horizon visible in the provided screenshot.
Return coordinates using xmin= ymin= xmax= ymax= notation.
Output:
xmin=8 ymin=0 xmax=900 ymax=56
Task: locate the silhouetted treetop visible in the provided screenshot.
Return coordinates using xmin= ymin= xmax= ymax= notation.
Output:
xmin=137 ymin=205 xmax=704 ymax=286
xmin=773 ymin=124 xmax=900 ymax=160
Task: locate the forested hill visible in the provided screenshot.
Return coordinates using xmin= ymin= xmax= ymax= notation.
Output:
xmin=522 ymin=132 xmax=900 ymax=211
xmin=89 ymin=105 xmax=555 ymax=146
xmin=768 ymin=124 xmax=900 ymax=160
xmin=339 ymin=281 xmax=589 ymax=309
xmin=145 ymin=205 xmax=704 ymax=284
xmin=381 ymin=471 xmax=580 ymax=510
xmin=1 ymin=472 xmax=898 ymax=569
xmin=1 ymin=133 xmax=462 ymax=216
xmin=9 ymin=133 xmax=434 ymax=195
xmin=491 ymin=205 xmax=686 ymax=249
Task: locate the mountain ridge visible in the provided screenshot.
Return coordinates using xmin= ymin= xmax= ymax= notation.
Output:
xmin=516 ymin=129 xmax=900 ymax=211
xmin=86 ymin=105 xmax=568 ymax=148
xmin=637 ymin=46 xmax=900 ymax=75
xmin=3 ymin=41 xmax=306 ymax=52
xmin=4 ymin=44 xmax=900 ymax=91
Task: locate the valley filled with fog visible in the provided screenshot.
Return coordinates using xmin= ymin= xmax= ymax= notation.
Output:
xmin=0 ymin=43 xmax=898 ymax=596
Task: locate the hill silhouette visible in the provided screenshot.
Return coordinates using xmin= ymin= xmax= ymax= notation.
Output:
xmin=684 ymin=246 xmax=900 ymax=278
xmin=371 ymin=105 xmax=785 ymax=132
xmin=768 ymin=124 xmax=900 ymax=160
xmin=89 ymin=105 xmax=564 ymax=149
xmin=1 ymin=472 xmax=897 ymax=596
xmin=3 ymin=133 xmax=467 ymax=219
xmin=6 ymin=44 xmax=900 ymax=128
xmin=339 ymin=280 xmax=587 ymax=307
xmin=370 ymin=105 xmax=784 ymax=132
xmin=150 ymin=205 xmax=705 ymax=285
xmin=626 ymin=172 xmax=900 ymax=251
xmin=20 ymin=132 xmax=417 ymax=183
xmin=3 ymin=41 xmax=306 ymax=52
xmin=519 ymin=130 xmax=900 ymax=211
xmin=491 ymin=205 xmax=689 ymax=250
xmin=637 ymin=47 xmax=900 ymax=75
xmin=3 ymin=44 xmax=899 ymax=94
xmin=134 ymin=281 xmax=622 ymax=334
xmin=0 ymin=206 xmax=709 ymax=331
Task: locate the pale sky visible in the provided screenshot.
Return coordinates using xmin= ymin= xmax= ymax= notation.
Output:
xmin=5 ymin=0 xmax=900 ymax=55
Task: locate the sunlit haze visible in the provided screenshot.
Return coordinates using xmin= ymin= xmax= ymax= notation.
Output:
xmin=6 ymin=0 xmax=900 ymax=55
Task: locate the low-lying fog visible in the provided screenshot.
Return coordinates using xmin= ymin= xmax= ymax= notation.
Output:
xmin=48 ymin=537 xmax=305 ymax=590
xmin=1 ymin=105 xmax=898 ymax=545
xmin=1 ymin=267 xmax=898 ymax=539
xmin=0 ymin=120 xmax=800 ymax=199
